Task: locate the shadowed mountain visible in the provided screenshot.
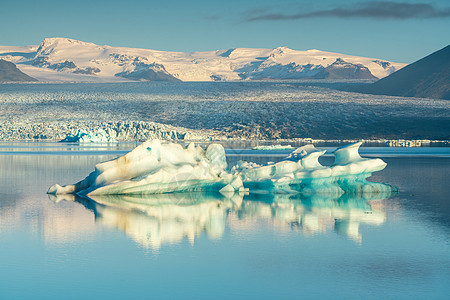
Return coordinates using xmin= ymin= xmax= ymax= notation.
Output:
xmin=0 ymin=59 xmax=37 ymax=82
xmin=313 ymin=58 xmax=377 ymax=80
xmin=115 ymin=62 xmax=180 ymax=82
xmin=352 ymin=45 xmax=450 ymax=100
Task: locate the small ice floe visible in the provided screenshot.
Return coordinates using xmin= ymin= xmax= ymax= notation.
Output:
xmin=60 ymin=129 xmax=117 ymax=143
xmin=252 ymin=144 xmax=294 ymax=150
xmin=386 ymin=139 xmax=431 ymax=147
xmin=48 ymin=140 xmax=387 ymax=197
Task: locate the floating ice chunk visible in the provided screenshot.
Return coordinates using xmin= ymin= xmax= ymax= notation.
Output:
xmin=283 ymin=144 xmax=319 ymax=162
xmin=60 ymin=129 xmax=117 ymax=143
xmin=48 ymin=140 xmax=387 ymax=197
xmin=253 ymin=145 xmax=294 ymax=150
xmin=205 ymin=143 xmax=228 ymax=173
xmin=231 ymin=160 xmax=261 ymax=173
xmin=299 ymin=150 xmax=327 ymax=169
xmin=330 ymin=142 xmax=386 ymax=176
xmin=48 ymin=139 xmax=243 ymax=196
xmin=333 ymin=142 xmax=364 ymax=165
xmin=239 ymin=142 xmax=387 ymax=193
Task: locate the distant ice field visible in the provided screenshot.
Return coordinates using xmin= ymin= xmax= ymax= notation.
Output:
xmin=0 ymin=81 xmax=449 ymax=140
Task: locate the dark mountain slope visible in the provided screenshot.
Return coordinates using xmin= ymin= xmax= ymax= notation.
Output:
xmin=354 ymin=45 xmax=450 ymax=100
xmin=313 ymin=58 xmax=377 ymax=80
xmin=0 ymin=59 xmax=37 ymax=82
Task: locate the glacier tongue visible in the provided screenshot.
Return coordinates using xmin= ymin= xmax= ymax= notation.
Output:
xmin=48 ymin=140 xmax=387 ymax=196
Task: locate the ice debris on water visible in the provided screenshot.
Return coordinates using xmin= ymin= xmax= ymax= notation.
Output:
xmin=252 ymin=144 xmax=294 ymax=150
xmin=60 ymin=129 xmax=117 ymax=143
xmin=48 ymin=140 xmax=387 ymax=196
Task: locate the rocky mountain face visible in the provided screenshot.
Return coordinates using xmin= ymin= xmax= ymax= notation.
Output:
xmin=115 ymin=62 xmax=180 ymax=81
xmin=354 ymin=44 xmax=450 ymax=100
xmin=0 ymin=38 xmax=405 ymax=82
xmin=0 ymin=59 xmax=37 ymax=82
xmin=313 ymin=58 xmax=377 ymax=80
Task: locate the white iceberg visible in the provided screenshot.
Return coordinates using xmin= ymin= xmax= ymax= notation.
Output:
xmin=235 ymin=142 xmax=386 ymax=193
xmin=60 ymin=129 xmax=117 ymax=143
xmin=48 ymin=139 xmax=244 ymax=196
xmin=48 ymin=140 xmax=386 ymax=197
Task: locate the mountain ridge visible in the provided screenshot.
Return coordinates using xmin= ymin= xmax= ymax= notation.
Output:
xmin=0 ymin=37 xmax=406 ymax=82
xmin=0 ymin=59 xmax=37 ymax=82
xmin=352 ymin=44 xmax=450 ymax=100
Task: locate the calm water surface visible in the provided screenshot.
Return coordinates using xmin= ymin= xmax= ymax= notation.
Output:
xmin=1 ymin=144 xmax=449 ymax=299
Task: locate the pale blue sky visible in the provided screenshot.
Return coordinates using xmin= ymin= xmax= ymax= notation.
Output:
xmin=1 ymin=0 xmax=449 ymax=63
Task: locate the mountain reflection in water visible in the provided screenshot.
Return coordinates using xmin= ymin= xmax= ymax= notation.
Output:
xmin=49 ymin=178 xmax=396 ymax=250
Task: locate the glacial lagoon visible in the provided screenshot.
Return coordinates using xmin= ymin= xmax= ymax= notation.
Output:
xmin=1 ymin=143 xmax=449 ymax=299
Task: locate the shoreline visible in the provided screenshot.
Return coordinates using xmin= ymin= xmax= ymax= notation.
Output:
xmin=1 ymin=119 xmax=448 ymax=147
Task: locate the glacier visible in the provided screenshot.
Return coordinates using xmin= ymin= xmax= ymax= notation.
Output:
xmin=2 ymin=81 xmax=448 ymax=142
xmin=48 ymin=140 xmax=388 ymax=197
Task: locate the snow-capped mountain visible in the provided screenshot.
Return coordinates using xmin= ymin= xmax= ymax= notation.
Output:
xmin=0 ymin=38 xmax=406 ymax=82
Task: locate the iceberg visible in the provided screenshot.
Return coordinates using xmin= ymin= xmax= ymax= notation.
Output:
xmin=48 ymin=139 xmax=244 ymax=196
xmin=235 ymin=142 xmax=387 ymax=193
xmin=60 ymin=129 xmax=117 ymax=143
xmin=48 ymin=140 xmax=387 ymax=197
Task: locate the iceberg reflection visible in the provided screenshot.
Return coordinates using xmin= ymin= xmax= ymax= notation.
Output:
xmin=49 ymin=178 xmax=396 ymax=249
xmin=50 ymin=192 xmax=242 ymax=249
